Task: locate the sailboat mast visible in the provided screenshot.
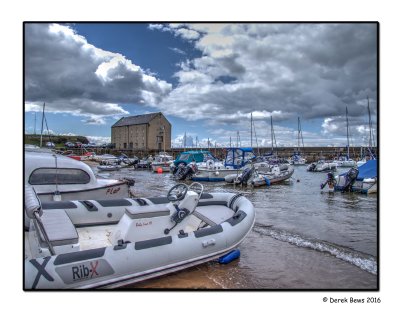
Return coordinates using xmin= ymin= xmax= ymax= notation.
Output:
xmin=367 ymin=96 xmax=373 ymax=148
xmin=250 ymin=113 xmax=253 ymax=148
xmin=163 ymin=126 xmax=166 ymax=153
xmin=34 ymin=112 xmax=36 ymax=135
xmin=270 ymin=116 xmax=274 ymax=154
xmin=297 ymin=117 xmax=300 ymax=151
xmin=40 ymin=102 xmax=45 ymax=147
xmin=299 ymin=117 xmax=304 ymax=149
xmin=346 ymin=106 xmax=350 ymax=159
xmin=253 ymin=121 xmax=260 ymax=156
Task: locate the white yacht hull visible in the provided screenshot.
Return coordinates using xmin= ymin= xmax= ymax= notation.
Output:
xmin=192 ymin=168 xmax=242 ymax=182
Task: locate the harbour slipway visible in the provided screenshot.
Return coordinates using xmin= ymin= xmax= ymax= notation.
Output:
xmin=24 ymin=183 xmax=255 ymax=289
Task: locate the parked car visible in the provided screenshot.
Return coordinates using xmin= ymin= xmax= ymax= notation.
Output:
xmin=65 ymin=142 xmax=75 ymax=148
xmin=75 ymin=142 xmax=83 ymax=148
xmin=45 ymin=142 xmax=55 ymax=148
xmin=87 ymin=142 xmax=97 ymax=147
xmin=101 ymin=143 xmax=115 ymax=149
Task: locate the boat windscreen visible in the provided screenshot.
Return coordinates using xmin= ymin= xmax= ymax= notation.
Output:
xmin=225 ymin=149 xmax=245 ymax=168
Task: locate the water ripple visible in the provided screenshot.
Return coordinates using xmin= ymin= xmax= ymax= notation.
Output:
xmin=253 ymin=223 xmax=377 ymax=275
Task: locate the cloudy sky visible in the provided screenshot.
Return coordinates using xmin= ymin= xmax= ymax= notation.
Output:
xmin=24 ymin=23 xmax=377 ymax=147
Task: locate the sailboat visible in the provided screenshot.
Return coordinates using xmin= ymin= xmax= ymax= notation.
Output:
xmin=261 ymin=116 xmax=277 ymax=159
xmin=357 ymin=97 xmax=376 ymax=167
xmin=253 ymin=116 xmax=291 ymax=173
xmin=291 ymin=117 xmax=307 ymax=165
xmin=333 ymin=107 xmax=357 ymax=168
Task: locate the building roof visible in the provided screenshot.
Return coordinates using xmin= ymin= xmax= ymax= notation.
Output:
xmin=112 ymin=112 xmax=169 ymax=127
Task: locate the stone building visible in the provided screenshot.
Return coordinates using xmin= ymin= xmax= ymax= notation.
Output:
xmin=111 ymin=112 xmax=171 ymax=151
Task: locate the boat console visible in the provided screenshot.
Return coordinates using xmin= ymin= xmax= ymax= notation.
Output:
xmin=111 ymin=183 xmax=203 ymax=244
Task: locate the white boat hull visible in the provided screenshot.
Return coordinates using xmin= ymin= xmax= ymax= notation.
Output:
xmin=192 ymin=168 xmax=242 ymax=182
xmin=97 ymin=165 xmax=121 ymax=172
xmin=293 ymin=160 xmax=306 ymax=165
xmin=335 ymin=176 xmax=377 ymax=194
xmin=251 ymin=166 xmax=294 ymax=187
xmin=334 ymin=160 xmax=357 ymax=168
xmin=35 ymin=182 xmax=133 ymax=203
xmin=307 ymin=162 xmax=338 ymax=172
xmin=24 ymin=192 xmax=255 ymax=289
xmin=151 ymin=163 xmax=172 ymax=172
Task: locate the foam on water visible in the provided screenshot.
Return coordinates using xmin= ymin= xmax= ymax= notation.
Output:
xmin=253 ymin=223 xmax=377 ymax=275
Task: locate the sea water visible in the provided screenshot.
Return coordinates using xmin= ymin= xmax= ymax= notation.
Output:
xmin=94 ymin=165 xmax=377 ymax=289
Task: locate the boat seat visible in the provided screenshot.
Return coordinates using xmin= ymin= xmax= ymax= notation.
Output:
xmin=35 ymin=209 xmax=79 ymax=247
xmin=195 ymin=206 xmax=235 ymax=226
xmin=125 ymin=205 xmax=171 ymax=219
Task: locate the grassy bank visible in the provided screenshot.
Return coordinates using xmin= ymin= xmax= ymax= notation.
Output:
xmin=25 ymin=134 xmax=89 ymax=148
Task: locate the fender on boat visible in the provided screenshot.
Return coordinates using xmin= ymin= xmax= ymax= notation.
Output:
xmin=218 ymin=249 xmax=240 ymax=264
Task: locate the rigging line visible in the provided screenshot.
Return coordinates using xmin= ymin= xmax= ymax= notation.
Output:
xmin=40 ymin=102 xmax=45 ymax=147
xmin=298 ymin=117 xmax=305 ymax=150
xmin=297 ymin=116 xmax=300 ymax=150
xmin=43 ymin=112 xmax=53 ymax=144
xmin=253 ymin=120 xmax=260 ymax=156
xmin=367 ymin=96 xmax=373 ymax=148
xmin=271 ymin=116 xmax=277 ymax=155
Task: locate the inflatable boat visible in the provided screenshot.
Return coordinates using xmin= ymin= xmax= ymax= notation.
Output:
xmin=307 ymin=160 xmax=338 ymax=172
xmin=97 ymin=164 xmax=122 ymax=172
xmin=335 ymin=160 xmax=377 ymax=194
xmin=225 ymin=165 xmax=294 ymax=187
xmin=24 ymin=183 xmax=255 ymax=289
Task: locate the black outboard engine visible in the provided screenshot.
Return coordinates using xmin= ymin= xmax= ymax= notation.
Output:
xmin=182 ymin=162 xmax=198 ymax=180
xmin=173 ymin=162 xmax=186 ymax=178
xmin=236 ymin=167 xmax=253 ymax=185
xmin=174 ymin=162 xmax=198 ymax=180
xmin=342 ymin=167 xmax=359 ymax=192
xmin=308 ymin=162 xmax=317 ymax=172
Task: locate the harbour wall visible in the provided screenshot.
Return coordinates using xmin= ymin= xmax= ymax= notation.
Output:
xmin=59 ymin=146 xmax=377 ymax=162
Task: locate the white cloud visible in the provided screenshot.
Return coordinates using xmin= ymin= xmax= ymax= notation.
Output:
xmin=322 ymin=118 xmax=338 ymax=134
xmin=174 ymin=28 xmax=200 ymax=40
xmin=26 ymin=23 xmax=377 ymax=147
xmin=25 ymin=23 xmax=172 ymax=122
xmin=152 ymin=23 xmax=377 ymax=138
xmin=169 ymin=47 xmax=186 ymax=55
xmin=83 ymin=116 xmax=106 ymax=125
xmin=86 ymin=136 xmax=111 ymax=144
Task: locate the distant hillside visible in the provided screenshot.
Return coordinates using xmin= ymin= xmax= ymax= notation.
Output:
xmin=25 ymin=134 xmax=89 ymax=147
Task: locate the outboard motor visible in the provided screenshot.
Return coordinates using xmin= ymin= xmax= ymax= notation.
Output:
xmin=235 ymin=167 xmax=253 ymax=185
xmin=181 ymin=162 xmax=198 ymax=180
xmin=342 ymin=167 xmax=359 ymax=192
xmin=173 ymin=162 xmax=186 ymax=178
xmin=308 ymin=162 xmax=317 ymax=172
xmin=174 ymin=162 xmax=198 ymax=180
